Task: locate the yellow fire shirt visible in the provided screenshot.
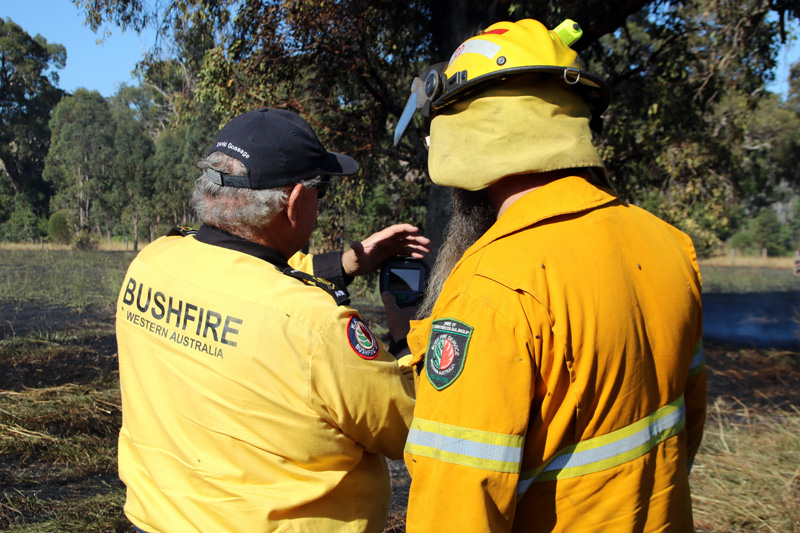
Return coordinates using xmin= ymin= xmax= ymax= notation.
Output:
xmin=116 ymin=225 xmax=415 ymax=533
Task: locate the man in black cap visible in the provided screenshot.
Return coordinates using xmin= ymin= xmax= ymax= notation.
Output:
xmin=115 ymin=108 xmax=426 ymax=533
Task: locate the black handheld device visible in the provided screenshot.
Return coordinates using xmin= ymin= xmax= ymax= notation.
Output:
xmin=379 ymin=258 xmax=429 ymax=308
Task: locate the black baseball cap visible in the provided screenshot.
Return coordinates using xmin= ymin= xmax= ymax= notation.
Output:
xmin=206 ymin=108 xmax=359 ymax=189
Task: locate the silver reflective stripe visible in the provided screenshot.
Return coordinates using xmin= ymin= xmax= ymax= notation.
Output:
xmin=517 ymin=395 xmax=686 ymax=498
xmin=689 ymin=340 xmax=705 ymax=376
xmin=404 ymin=418 xmax=523 ymax=473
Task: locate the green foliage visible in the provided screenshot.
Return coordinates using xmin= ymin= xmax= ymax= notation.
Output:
xmin=789 ymin=200 xmax=800 ymax=241
xmin=27 ymin=0 xmax=800 ymax=259
xmin=583 ymin=1 xmax=800 ymax=255
xmin=727 ymin=229 xmax=756 ymax=252
xmin=106 ymin=100 xmax=156 ymax=249
xmin=0 ymin=18 xmax=64 ymax=221
xmin=751 ymin=207 xmax=792 ymax=255
xmin=727 ymin=206 xmax=798 ymax=256
xmin=44 ymin=89 xmax=116 ymax=232
xmin=148 ymin=121 xmax=206 ymax=226
xmin=47 ymin=210 xmax=72 ymax=244
xmin=72 ymin=229 xmax=98 ymax=251
xmin=0 ymin=201 xmax=42 ymax=242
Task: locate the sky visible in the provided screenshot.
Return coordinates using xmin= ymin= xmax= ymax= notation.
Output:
xmin=2 ymin=0 xmax=800 ymax=98
xmin=2 ymin=0 xmax=157 ymax=97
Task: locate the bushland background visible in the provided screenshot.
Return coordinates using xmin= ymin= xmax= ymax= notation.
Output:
xmin=2 ymin=0 xmax=800 ymax=259
xmin=1 ymin=0 xmax=800 ymax=531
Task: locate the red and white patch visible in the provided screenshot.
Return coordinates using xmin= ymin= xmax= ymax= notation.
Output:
xmin=438 ymin=338 xmax=455 ymax=370
xmin=448 ymin=38 xmax=502 ymax=64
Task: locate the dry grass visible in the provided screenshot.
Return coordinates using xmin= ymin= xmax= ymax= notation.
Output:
xmin=0 ymin=249 xmax=135 ymax=309
xmin=0 ymin=378 xmax=126 ymax=531
xmin=690 ymin=397 xmax=800 ymax=532
xmin=699 ymin=250 xmax=796 ymax=270
xmin=0 ymin=241 xmax=136 ymax=252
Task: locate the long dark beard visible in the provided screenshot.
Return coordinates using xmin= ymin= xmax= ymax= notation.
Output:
xmin=416 ymin=188 xmax=497 ymax=319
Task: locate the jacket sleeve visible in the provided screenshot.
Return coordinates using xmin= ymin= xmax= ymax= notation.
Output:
xmin=287 ymin=251 xmax=314 ymax=273
xmin=404 ymin=285 xmax=534 ymax=532
xmin=307 ymin=306 xmax=415 ymax=460
xmin=288 ymin=251 xmax=350 ymax=288
xmin=682 ymin=237 xmax=706 ymax=471
xmin=685 ymin=338 xmax=706 ymax=470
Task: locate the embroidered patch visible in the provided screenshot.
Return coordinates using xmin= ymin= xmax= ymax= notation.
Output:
xmin=425 ymin=318 xmax=473 ymax=390
xmin=347 ymin=316 xmax=379 ymax=359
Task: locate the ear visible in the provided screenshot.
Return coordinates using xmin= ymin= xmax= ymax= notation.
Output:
xmin=285 ymin=183 xmax=305 ymax=227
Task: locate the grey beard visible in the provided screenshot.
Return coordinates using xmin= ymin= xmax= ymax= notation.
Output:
xmin=416 ymin=188 xmax=497 ymax=319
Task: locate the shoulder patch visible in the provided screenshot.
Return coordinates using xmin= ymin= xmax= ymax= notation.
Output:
xmin=425 ymin=318 xmax=473 ymax=390
xmin=347 ymin=316 xmax=379 ymax=359
xmin=166 ymin=226 xmax=197 ymax=237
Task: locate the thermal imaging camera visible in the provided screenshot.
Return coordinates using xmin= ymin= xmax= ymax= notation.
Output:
xmin=379 ymin=258 xmax=429 ymax=308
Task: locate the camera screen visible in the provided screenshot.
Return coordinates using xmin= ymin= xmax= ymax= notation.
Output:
xmin=388 ymin=268 xmax=421 ymax=292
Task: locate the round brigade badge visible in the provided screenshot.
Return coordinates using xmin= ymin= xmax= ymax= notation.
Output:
xmin=431 ymin=336 xmax=457 ymax=370
xmin=347 ymin=316 xmax=379 ymax=359
xmin=425 ymin=318 xmax=473 ymax=390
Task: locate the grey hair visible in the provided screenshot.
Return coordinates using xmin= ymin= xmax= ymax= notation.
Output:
xmin=191 ymin=151 xmax=320 ymax=241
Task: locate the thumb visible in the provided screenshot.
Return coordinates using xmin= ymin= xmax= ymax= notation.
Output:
xmin=349 ymin=240 xmax=364 ymax=256
xmin=381 ymin=291 xmax=397 ymax=308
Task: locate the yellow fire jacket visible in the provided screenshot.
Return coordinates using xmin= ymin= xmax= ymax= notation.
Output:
xmin=116 ymin=225 xmax=415 ymax=533
xmin=404 ymin=176 xmax=706 ymax=532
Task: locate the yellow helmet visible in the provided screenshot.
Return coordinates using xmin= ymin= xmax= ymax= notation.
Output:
xmin=393 ymin=19 xmax=612 ymax=145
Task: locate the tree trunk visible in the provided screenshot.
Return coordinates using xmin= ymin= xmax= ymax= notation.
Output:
xmin=423 ymin=185 xmax=452 ymax=266
xmin=133 ymin=212 xmax=139 ymax=252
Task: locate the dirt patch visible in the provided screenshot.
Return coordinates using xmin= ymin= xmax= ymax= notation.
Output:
xmin=704 ymin=342 xmax=800 ymax=408
xmin=0 ymin=305 xmax=117 ymax=391
xmin=0 ymin=342 xmax=118 ymax=391
xmin=0 ymin=303 xmax=113 ymax=341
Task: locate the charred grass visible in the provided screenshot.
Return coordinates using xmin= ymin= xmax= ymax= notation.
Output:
xmin=0 ymin=318 xmax=127 ymax=531
xmin=0 ymin=249 xmax=798 ymax=531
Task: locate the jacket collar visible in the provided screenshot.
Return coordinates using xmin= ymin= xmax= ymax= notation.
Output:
xmin=463 ymin=175 xmax=619 ymax=262
xmin=194 ymin=224 xmax=289 ymax=270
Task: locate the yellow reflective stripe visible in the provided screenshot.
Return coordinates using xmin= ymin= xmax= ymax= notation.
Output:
xmin=689 ymin=339 xmax=705 ymax=376
xmin=404 ymin=417 xmax=524 ymax=473
xmin=517 ymin=395 xmax=686 ymax=498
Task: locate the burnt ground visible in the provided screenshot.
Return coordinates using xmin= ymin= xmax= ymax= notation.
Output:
xmin=0 ymin=303 xmax=119 ymax=391
xmin=0 ymin=303 xmax=798 ymax=530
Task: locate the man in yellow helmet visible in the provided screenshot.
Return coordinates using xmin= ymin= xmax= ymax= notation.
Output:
xmin=116 ymin=108 xmax=429 ymax=532
xmin=395 ymin=19 xmax=706 ymax=531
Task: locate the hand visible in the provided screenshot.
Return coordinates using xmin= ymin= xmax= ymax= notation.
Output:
xmin=342 ymin=224 xmax=431 ymax=277
xmin=381 ymin=291 xmax=417 ymax=342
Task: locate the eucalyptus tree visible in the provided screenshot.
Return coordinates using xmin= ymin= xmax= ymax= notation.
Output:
xmin=44 ymin=89 xmax=116 ymax=233
xmin=109 ymin=93 xmax=156 ymax=250
xmin=0 ymin=18 xmax=65 ymax=235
